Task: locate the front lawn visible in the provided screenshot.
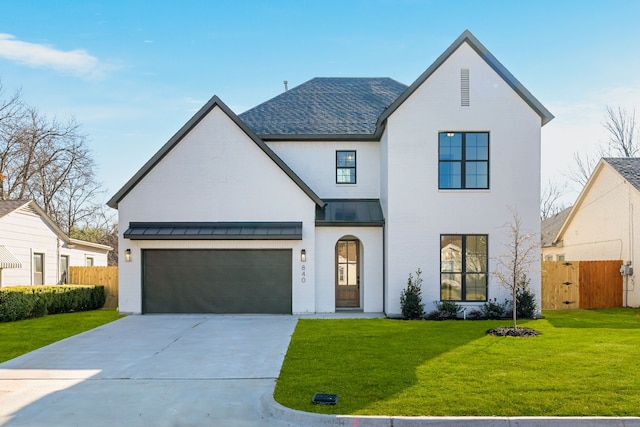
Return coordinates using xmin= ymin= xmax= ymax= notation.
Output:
xmin=0 ymin=309 xmax=123 ymax=363
xmin=275 ymin=309 xmax=640 ymax=416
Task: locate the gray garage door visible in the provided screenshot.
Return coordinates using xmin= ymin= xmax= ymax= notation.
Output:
xmin=142 ymin=249 xmax=292 ymax=314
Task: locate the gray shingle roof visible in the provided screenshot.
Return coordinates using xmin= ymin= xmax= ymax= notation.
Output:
xmin=238 ymin=78 xmax=407 ymax=135
xmin=0 ymin=200 xmax=30 ymax=219
xmin=604 ymin=158 xmax=640 ymax=191
xmin=541 ymin=206 xmax=572 ymax=247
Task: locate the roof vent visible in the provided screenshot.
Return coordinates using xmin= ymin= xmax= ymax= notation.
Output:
xmin=460 ymin=68 xmax=469 ymax=107
xmin=283 ymin=80 xmax=288 ymax=92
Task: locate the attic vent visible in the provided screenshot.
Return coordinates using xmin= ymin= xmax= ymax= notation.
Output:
xmin=460 ymin=68 xmax=470 ymax=107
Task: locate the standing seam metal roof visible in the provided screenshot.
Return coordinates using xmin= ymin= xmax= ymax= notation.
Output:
xmin=315 ymin=199 xmax=384 ymax=226
xmin=123 ymin=222 xmax=303 ymax=240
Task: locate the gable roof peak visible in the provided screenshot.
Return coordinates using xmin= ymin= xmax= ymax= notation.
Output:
xmin=378 ymin=30 xmax=554 ymax=127
xmin=107 ymin=94 xmax=324 ymax=209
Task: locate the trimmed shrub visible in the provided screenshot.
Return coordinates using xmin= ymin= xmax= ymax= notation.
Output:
xmin=516 ymin=286 xmax=538 ymax=319
xmin=481 ymin=298 xmax=509 ymax=319
xmin=432 ymin=300 xmax=463 ymax=319
xmin=0 ymin=285 xmax=106 ymax=322
xmin=400 ymin=269 xmax=425 ymax=319
xmin=467 ymin=309 xmax=484 ymax=320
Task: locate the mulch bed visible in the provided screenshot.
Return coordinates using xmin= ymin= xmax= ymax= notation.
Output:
xmin=487 ymin=326 xmax=540 ymax=337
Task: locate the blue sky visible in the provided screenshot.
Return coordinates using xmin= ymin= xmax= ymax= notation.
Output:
xmin=1 ymin=0 xmax=639 ymax=208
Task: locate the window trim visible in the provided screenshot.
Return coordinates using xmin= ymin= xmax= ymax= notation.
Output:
xmin=440 ymin=234 xmax=488 ymax=302
xmin=33 ymin=252 xmax=45 ymax=286
xmin=438 ymin=132 xmax=490 ymax=190
xmin=336 ymin=150 xmax=356 ymax=184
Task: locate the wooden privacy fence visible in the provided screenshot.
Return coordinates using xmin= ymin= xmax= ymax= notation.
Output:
xmin=68 ymin=266 xmax=118 ymax=309
xmin=541 ymin=260 xmax=623 ymax=310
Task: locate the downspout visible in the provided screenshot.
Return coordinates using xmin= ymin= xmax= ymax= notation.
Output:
xmin=57 ymin=238 xmax=61 ymax=285
xmin=382 ymin=222 xmax=386 ymax=316
xmin=627 ymin=197 xmax=634 ymax=308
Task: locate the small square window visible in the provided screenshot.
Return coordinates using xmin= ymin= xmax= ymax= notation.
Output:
xmin=336 ymin=151 xmax=356 ymax=184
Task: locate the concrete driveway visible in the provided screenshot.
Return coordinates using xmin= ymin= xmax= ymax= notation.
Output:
xmin=0 ymin=315 xmax=297 ymax=426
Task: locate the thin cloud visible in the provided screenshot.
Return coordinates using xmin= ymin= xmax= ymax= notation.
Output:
xmin=0 ymin=33 xmax=105 ymax=79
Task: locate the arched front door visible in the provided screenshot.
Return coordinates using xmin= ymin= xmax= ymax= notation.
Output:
xmin=335 ymin=238 xmax=360 ymax=308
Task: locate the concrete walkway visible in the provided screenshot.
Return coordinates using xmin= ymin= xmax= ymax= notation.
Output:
xmin=0 ymin=315 xmax=297 ymax=426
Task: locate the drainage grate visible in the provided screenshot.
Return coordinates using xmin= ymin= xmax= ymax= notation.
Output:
xmin=312 ymin=393 xmax=338 ymax=405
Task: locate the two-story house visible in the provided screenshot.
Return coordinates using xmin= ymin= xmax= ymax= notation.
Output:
xmin=107 ymin=30 xmax=553 ymax=316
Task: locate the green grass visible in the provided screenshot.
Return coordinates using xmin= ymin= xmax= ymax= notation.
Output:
xmin=0 ymin=309 xmax=123 ymax=363
xmin=275 ymin=309 xmax=640 ymax=416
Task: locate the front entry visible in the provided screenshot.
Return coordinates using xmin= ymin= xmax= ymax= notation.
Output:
xmin=335 ymin=239 xmax=360 ymax=308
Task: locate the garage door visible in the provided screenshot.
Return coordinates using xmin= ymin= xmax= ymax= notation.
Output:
xmin=142 ymin=249 xmax=292 ymax=314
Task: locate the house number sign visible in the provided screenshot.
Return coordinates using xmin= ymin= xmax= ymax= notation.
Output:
xmin=301 ymin=264 xmax=306 ymax=283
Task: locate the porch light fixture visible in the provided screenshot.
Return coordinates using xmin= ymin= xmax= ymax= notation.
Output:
xmin=301 ymin=249 xmax=306 ymax=262
xmin=124 ymin=249 xmax=132 ymax=262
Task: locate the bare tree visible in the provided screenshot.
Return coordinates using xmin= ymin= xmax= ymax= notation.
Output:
xmin=493 ymin=208 xmax=538 ymax=331
xmin=567 ymin=105 xmax=638 ymax=189
xmin=567 ymin=151 xmax=598 ymax=189
xmin=0 ymin=82 xmax=26 ymax=199
xmin=0 ymin=83 xmax=104 ymax=234
xmin=540 ymin=179 xmax=567 ymax=221
xmin=603 ymin=105 xmax=638 ymax=157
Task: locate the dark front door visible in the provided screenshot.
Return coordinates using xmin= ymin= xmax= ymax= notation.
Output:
xmin=142 ymin=249 xmax=292 ymax=314
xmin=335 ymin=239 xmax=360 ymax=308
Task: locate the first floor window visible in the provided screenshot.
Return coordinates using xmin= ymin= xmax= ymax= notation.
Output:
xmin=86 ymin=257 xmax=94 ymax=267
xmin=33 ymin=253 xmax=44 ymax=285
xmin=336 ymin=151 xmax=356 ymax=184
xmin=440 ymin=234 xmax=488 ymax=301
xmin=60 ymin=255 xmax=69 ymax=284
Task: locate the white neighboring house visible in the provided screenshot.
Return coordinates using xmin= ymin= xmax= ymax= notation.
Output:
xmin=108 ymin=30 xmax=553 ymax=316
xmin=547 ymin=158 xmax=640 ymax=307
xmin=0 ymin=200 xmax=111 ymax=287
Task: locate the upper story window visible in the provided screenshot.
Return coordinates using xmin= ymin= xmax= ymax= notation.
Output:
xmin=439 ymin=132 xmax=489 ymax=189
xmin=336 ymin=151 xmax=356 ymax=184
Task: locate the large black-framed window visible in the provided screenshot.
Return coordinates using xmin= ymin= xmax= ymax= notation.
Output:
xmin=440 ymin=234 xmax=488 ymax=302
xmin=336 ymin=151 xmax=356 ymax=184
xmin=439 ymin=132 xmax=489 ymax=189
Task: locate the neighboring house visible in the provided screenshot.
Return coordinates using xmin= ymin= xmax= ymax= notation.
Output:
xmin=541 ymin=207 xmax=571 ymax=261
xmin=547 ymin=158 xmax=640 ymax=307
xmin=107 ymin=30 xmax=553 ymax=316
xmin=0 ymin=200 xmax=111 ymax=287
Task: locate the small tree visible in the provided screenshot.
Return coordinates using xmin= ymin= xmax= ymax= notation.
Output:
xmin=493 ymin=208 xmax=538 ymax=331
xmin=400 ymin=269 xmax=425 ymax=319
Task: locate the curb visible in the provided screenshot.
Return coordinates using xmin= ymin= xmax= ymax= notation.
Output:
xmin=260 ymin=393 xmax=640 ymax=427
